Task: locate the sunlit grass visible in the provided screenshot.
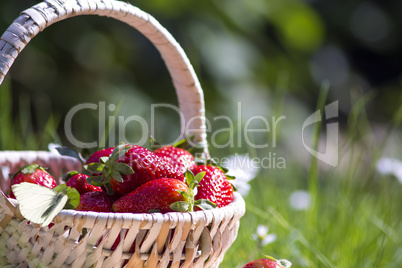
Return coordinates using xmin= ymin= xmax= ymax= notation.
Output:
xmin=221 ymin=90 xmax=402 ymax=267
xmin=0 ymin=78 xmax=60 ymax=151
xmin=223 ymin=164 xmax=402 ymax=267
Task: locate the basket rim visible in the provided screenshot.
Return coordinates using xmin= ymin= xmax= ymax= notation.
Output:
xmin=52 ymin=192 xmax=245 ymax=228
xmin=8 ymin=192 xmax=245 ymax=228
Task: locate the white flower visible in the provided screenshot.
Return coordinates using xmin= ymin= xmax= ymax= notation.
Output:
xmin=223 ymin=154 xmax=259 ymax=196
xmin=376 ymin=157 xmax=402 ymax=183
xmin=289 ymin=190 xmax=311 ymax=211
xmin=252 ymin=224 xmax=277 ymax=246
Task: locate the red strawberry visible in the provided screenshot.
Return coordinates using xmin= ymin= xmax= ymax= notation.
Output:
xmin=85 ymin=144 xmax=184 ymax=196
xmin=65 ymin=173 xmax=102 ymax=194
xmin=9 ymin=164 xmax=57 ymax=199
xmin=113 ymin=171 xmax=217 ymax=214
xmin=113 ymin=145 xmax=184 ymax=195
xmin=153 ymin=146 xmax=196 ymax=173
xmin=85 ymin=147 xmax=114 ymax=164
xmin=112 ymin=178 xmax=188 ymax=213
xmin=191 ymin=165 xmax=234 ymax=208
xmin=243 ymin=257 xmax=292 ymax=268
xmin=76 ymin=191 xmax=115 ymax=212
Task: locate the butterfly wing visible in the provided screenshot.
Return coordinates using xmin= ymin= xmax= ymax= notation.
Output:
xmin=12 ymin=182 xmax=67 ymax=226
xmin=41 ymin=193 xmax=68 ymax=227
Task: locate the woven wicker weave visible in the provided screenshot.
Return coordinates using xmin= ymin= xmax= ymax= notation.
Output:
xmin=0 ymin=0 xmax=245 ymax=267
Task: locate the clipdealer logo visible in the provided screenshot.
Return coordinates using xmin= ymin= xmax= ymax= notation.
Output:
xmin=63 ymin=101 xmax=339 ymax=168
xmin=302 ymin=101 xmax=339 ymax=167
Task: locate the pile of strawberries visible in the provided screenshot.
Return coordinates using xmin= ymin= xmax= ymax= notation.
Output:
xmin=8 ymin=143 xmax=235 ymax=214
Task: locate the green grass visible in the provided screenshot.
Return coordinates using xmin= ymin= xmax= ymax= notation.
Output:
xmin=220 ymin=89 xmax=402 ymax=267
xmin=221 ymin=164 xmax=402 ymax=267
xmin=0 ymin=78 xmax=61 ymax=151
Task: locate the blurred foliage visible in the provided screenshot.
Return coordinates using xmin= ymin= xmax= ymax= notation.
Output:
xmin=0 ymin=0 xmax=401 ymax=150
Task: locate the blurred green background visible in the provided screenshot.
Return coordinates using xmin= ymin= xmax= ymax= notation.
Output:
xmin=0 ymin=0 xmax=401 ymax=267
xmin=0 ymin=0 xmax=401 ymax=149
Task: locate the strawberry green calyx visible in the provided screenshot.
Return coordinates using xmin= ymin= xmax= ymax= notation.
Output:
xmin=171 ymin=135 xmax=205 ymax=154
xmin=150 ymin=135 xmax=205 ymax=154
xmin=83 ymin=144 xmax=134 ymax=195
xmin=170 ymin=169 xmax=217 ymax=212
xmin=150 ymin=136 xmax=193 ymax=150
xmin=53 ymin=184 xmax=80 ymax=210
xmin=20 ymin=164 xmax=47 ymax=175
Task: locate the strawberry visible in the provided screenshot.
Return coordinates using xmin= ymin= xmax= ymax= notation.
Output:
xmin=85 ymin=144 xmax=184 ymax=196
xmin=191 ymin=165 xmax=234 ymax=208
xmin=112 ymin=178 xmax=188 ymax=213
xmin=65 ymin=172 xmax=102 ymax=194
xmin=153 ymin=146 xmax=196 ymax=173
xmin=76 ymin=191 xmax=115 ymax=212
xmin=85 ymin=147 xmax=115 ymax=164
xmin=243 ymin=257 xmax=292 ymax=268
xmin=113 ymin=145 xmax=185 ymax=195
xmin=113 ymin=170 xmax=217 ymax=213
xmin=9 ymin=164 xmax=57 ymax=199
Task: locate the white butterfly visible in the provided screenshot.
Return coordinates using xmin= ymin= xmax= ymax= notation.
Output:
xmin=12 ymin=182 xmax=68 ymax=227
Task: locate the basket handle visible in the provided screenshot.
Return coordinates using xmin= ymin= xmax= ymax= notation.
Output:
xmin=0 ymin=0 xmax=209 ymax=155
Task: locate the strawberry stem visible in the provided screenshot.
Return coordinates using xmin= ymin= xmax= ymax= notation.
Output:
xmin=83 ymin=143 xmax=134 ymax=195
xmin=170 ymin=169 xmax=216 ymax=212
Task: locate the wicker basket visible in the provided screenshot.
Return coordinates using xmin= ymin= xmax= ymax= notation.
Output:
xmin=0 ymin=0 xmax=246 ymax=267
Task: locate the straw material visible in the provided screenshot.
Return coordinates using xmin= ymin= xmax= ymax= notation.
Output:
xmin=0 ymin=0 xmax=246 ymax=267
